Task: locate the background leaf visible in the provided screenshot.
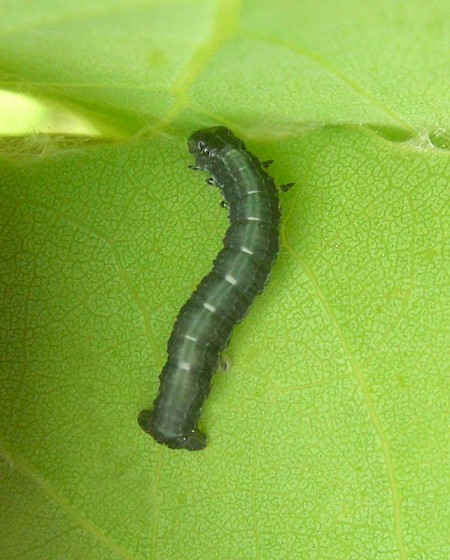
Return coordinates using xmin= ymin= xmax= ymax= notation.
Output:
xmin=0 ymin=1 xmax=449 ymax=559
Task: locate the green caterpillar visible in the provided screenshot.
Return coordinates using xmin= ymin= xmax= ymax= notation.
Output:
xmin=138 ymin=127 xmax=289 ymax=450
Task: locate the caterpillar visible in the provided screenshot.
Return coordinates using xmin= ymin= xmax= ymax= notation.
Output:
xmin=138 ymin=126 xmax=289 ymax=450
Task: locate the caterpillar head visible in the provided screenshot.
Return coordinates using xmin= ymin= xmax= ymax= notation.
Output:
xmin=188 ymin=126 xmax=245 ymax=171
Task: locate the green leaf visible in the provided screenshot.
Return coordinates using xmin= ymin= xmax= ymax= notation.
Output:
xmin=0 ymin=2 xmax=449 ymax=560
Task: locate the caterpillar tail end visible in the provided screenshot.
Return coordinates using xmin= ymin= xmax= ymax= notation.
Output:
xmin=137 ymin=408 xmax=207 ymax=451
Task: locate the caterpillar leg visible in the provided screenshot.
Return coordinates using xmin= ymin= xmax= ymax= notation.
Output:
xmin=217 ymin=354 xmax=232 ymax=373
xmin=280 ymin=182 xmax=295 ymax=192
xmin=183 ymin=428 xmax=207 ymax=451
xmin=137 ymin=409 xmax=207 ymax=451
xmin=137 ymin=408 xmax=153 ymax=434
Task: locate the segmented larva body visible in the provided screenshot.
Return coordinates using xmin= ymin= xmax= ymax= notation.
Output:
xmin=138 ymin=127 xmax=281 ymax=450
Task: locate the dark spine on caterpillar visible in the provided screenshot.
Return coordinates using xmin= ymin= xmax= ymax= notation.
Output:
xmin=138 ymin=126 xmax=280 ymax=450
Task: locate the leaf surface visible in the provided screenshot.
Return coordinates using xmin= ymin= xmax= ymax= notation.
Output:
xmin=0 ymin=1 xmax=449 ymax=559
